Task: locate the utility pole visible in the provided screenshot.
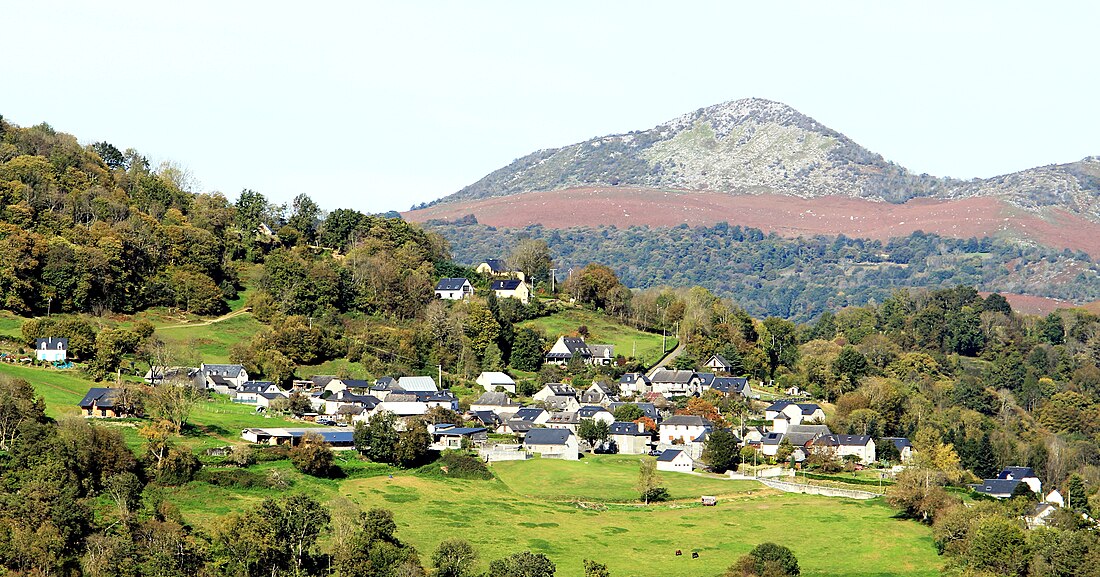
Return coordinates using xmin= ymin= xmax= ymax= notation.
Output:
xmin=438 ymin=364 xmax=443 ymax=389
xmin=549 ymin=268 xmax=557 ymax=293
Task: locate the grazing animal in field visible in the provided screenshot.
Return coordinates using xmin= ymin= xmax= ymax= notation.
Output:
xmin=692 ymin=552 xmax=699 ymax=559
xmin=675 ymin=550 xmax=682 ymax=556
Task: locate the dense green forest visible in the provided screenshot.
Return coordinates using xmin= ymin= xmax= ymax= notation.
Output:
xmin=425 ymin=217 xmax=1100 ymax=322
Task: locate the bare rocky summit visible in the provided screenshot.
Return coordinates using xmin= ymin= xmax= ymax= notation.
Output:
xmin=431 ymin=98 xmax=1100 ymax=219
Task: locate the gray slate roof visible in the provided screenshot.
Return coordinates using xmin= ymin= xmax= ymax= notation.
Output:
xmin=660 ymin=415 xmax=711 ymax=427
xmin=971 ymin=479 xmax=1021 ymax=496
xmin=524 ymin=428 xmax=573 ymax=446
xmin=435 ymin=278 xmax=470 ymax=291
xmin=656 ymin=448 xmax=685 ymax=462
xmin=482 ymin=259 xmax=508 ymax=272
xmin=998 ymin=467 xmax=1036 ymax=480
xmin=650 ymin=368 xmax=695 ymax=384
xmin=491 ymin=279 xmax=524 ymax=291
xmin=79 ymin=387 xmax=121 ymax=409
xmin=474 ymin=392 xmax=518 ymax=406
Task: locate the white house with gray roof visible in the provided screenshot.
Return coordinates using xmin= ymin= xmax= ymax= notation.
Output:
xmin=533 ymin=383 xmax=577 ymax=402
xmin=476 ymin=371 xmax=516 ymax=393
xmin=766 ymin=401 xmax=826 ymax=433
xmin=658 ymin=415 xmax=712 ymax=446
xmin=434 ymin=278 xmax=473 ymax=300
xmin=200 ymin=363 xmax=250 ymax=389
xmin=523 ymin=428 xmax=579 ymax=460
xmin=656 ymin=448 xmax=694 ymax=473
xmin=609 ymin=421 xmax=651 ymax=454
xmin=649 ymin=368 xmax=702 ymax=397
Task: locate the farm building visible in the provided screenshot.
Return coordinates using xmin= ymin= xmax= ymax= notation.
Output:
xmin=523 ymin=428 xmax=579 ymax=460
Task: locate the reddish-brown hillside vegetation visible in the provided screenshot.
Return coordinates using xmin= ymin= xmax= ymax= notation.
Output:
xmin=403 ymin=187 xmax=1100 ymax=257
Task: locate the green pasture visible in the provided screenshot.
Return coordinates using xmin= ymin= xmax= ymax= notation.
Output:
xmin=521 ymin=309 xmax=675 ymax=367
xmin=155 ymin=313 xmax=265 ymax=364
xmin=492 ymin=455 xmax=758 ymax=502
xmin=2 ymin=362 xmax=315 ymax=450
xmin=171 ymin=453 xmax=940 ymax=577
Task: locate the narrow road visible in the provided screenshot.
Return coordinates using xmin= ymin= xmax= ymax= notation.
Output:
xmin=158 ymin=307 xmax=252 ymax=330
xmin=647 ymin=340 xmax=685 ymax=377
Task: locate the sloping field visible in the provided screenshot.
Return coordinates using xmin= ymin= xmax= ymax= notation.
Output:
xmin=520 ymin=308 xmax=673 ymax=366
xmin=404 ymin=187 xmax=1100 ymax=257
xmin=169 ymin=454 xmax=941 ymax=577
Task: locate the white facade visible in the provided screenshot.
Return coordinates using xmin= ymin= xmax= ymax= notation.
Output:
xmin=656 ymin=449 xmax=694 ymax=473
xmin=476 ymin=372 xmax=517 ymax=393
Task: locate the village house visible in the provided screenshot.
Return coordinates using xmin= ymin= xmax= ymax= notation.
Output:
xmin=881 ymin=437 xmax=914 ymax=462
xmin=580 ymin=382 xmax=616 ymax=405
xmin=471 ymin=391 xmax=521 ymax=416
xmin=322 ymin=390 xmax=381 ymax=416
xmin=241 ymin=427 xmax=356 ymax=449
xmin=618 ymin=373 xmax=652 ymax=396
xmin=523 ymin=428 xmax=579 ymax=460
xmin=490 ymin=278 xmax=531 ymax=304
xmin=607 ymin=401 xmax=660 ymax=422
xmin=476 ymin=371 xmax=517 ymax=393
xmin=659 ymin=415 xmax=712 ymax=446
xmin=609 ymin=421 xmax=651 ymax=454
xmin=35 ymin=337 xmax=68 ymax=362
xmin=397 ymin=376 xmax=438 ymax=392
xmin=430 ymin=424 xmax=488 ymax=450
xmin=766 ymin=401 xmax=826 ymax=433
xmin=577 ymin=405 xmax=615 ymax=425
xmin=78 ymin=387 xmax=133 ymax=418
xmin=200 ymin=363 xmax=250 ymax=389
xmin=234 ymin=381 xmax=283 ymax=404
xmin=649 ymin=368 xmax=702 ymax=397
xmin=378 ymin=393 xmax=431 ymax=417
xmin=972 ymin=467 xmax=1044 ymax=498
xmin=468 ymin=410 xmax=502 ymax=429
xmin=589 ymin=344 xmax=615 ymax=366
xmin=434 ymin=278 xmax=474 ymax=300
xmin=759 ymin=424 xmax=832 ymax=458
xmin=533 ymin=383 xmax=577 ymax=402
xmin=542 ymin=395 xmax=581 ymax=412
xmin=511 ymin=407 xmax=551 ymax=425
xmin=497 ymin=419 xmax=537 ymax=436
xmin=710 ymin=376 xmax=753 ymax=398
xmin=656 ymin=448 xmax=694 ymax=473
xmin=703 ymin=354 xmax=734 ymax=374
xmin=475 ymin=259 xmax=510 ymax=276
xmin=546 ymin=411 xmax=580 ymax=433
xmin=545 ymin=337 xmax=591 ymax=366
xmin=811 ymin=434 xmax=877 ymax=464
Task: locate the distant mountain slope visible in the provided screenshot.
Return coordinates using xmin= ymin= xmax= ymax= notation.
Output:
xmin=421 ymin=97 xmax=1100 ymax=219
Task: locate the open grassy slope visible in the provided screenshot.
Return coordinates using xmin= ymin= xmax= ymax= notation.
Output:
xmin=169 ymin=455 xmax=941 ymax=577
xmin=521 ymin=308 xmax=675 ymax=367
xmin=1 ymin=362 xmax=314 ymax=450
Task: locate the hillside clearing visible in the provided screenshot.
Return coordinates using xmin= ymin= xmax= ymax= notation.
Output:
xmin=521 ymin=309 xmax=674 ymax=367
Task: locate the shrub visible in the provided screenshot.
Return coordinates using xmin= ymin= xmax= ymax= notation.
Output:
xmin=254 ymin=444 xmax=291 ymax=462
xmin=640 ymin=487 xmax=669 ymax=502
xmin=727 ymin=542 xmax=800 ymax=577
xmin=196 ymin=468 xmax=275 ymax=489
xmin=418 ymin=450 xmax=493 ymax=480
xmin=156 ymin=447 xmax=202 ymax=485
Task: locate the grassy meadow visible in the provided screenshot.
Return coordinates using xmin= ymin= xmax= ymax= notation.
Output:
xmin=521 ymin=309 xmax=676 ymax=366
xmin=168 ymin=454 xmax=941 ymax=577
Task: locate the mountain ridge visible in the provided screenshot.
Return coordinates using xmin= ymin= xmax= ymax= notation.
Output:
xmin=423 ymin=97 xmax=1100 ymax=220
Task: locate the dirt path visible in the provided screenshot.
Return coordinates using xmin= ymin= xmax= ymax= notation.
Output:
xmin=647 ymin=340 xmax=685 ymax=375
xmin=158 ymin=307 xmax=252 ymax=330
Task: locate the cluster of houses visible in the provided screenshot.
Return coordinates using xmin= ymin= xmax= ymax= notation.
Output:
xmin=435 ymin=259 xmax=532 ymax=304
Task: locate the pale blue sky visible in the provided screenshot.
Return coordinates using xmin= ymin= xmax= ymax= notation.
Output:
xmin=5 ymin=1 xmax=1097 ymax=213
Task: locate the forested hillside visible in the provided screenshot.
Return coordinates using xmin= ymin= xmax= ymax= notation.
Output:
xmin=427 ymin=218 xmax=1100 ymax=321
xmin=0 ymin=116 xmax=243 ymax=315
